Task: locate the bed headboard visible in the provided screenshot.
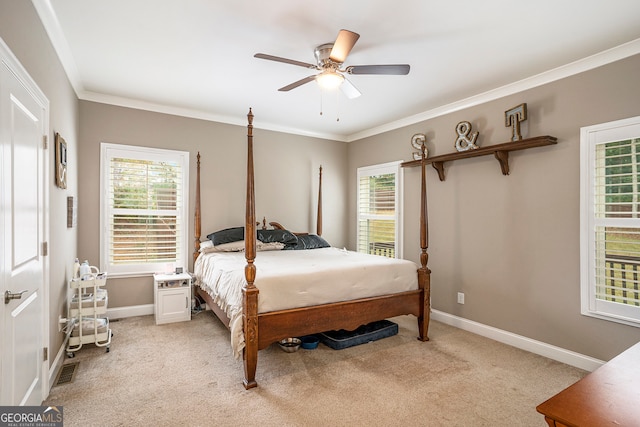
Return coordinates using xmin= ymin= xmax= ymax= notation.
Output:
xmin=192 ymin=138 xmax=324 ymax=262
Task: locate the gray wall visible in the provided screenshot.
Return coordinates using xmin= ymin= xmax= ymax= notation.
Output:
xmin=348 ymin=54 xmax=640 ymax=361
xmin=0 ymin=0 xmax=79 ymax=367
xmin=78 ymin=101 xmax=348 ymax=308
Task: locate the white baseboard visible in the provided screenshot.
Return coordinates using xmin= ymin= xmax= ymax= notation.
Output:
xmin=107 ymin=304 xmax=154 ymax=320
xmin=431 ymin=310 xmax=604 ymax=372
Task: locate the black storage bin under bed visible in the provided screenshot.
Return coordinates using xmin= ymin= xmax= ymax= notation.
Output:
xmin=319 ymin=320 xmax=398 ymax=350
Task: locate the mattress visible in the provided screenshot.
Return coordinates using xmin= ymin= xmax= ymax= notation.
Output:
xmin=194 ymin=247 xmax=418 ymax=357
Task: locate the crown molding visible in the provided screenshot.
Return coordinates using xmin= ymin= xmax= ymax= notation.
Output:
xmin=79 ymin=90 xmax=346 ymax=142
xmin=346 ymin=38 xmax=640 ymax=142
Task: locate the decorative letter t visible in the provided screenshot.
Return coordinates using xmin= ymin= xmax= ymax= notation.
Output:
xmin=505 ymin=103 xmax=527 ymax=142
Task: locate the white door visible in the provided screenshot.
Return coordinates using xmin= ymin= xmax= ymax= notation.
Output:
xmin=0 ymin=41 xmax=49 ymax=405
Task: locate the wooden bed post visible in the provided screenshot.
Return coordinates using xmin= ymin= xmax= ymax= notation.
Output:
xmin=242 ymin=108 xmax=259 ymax=389
xmin=317 ymin=165 xmax=323 ymax=236
xmin=193 ymin=152 xmax=201 ymax=264
xmin=417 ymin=142 xmax=431 ymax=341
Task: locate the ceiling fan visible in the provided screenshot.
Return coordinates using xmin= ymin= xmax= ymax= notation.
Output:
xmin=254 ymin=29 xmax=410 ymax=99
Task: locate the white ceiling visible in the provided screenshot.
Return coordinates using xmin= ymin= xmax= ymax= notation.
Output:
xmin=34 ymin=0 xmax=640 ymax=142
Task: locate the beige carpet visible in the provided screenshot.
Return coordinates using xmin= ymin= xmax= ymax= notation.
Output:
xmin=45 ymin=311 xmax=585 ymax=426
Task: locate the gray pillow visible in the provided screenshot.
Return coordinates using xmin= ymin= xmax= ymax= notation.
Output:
xmin=257 ymin=229 xmax=298 ymax=247
xmin=286 ymin=234 xmax=330 ymax=250
xmin=206 ymin=227 xmax=244 ymax=245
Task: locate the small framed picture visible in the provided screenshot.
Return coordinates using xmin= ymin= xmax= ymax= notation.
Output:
xmin=175 ymin=267 xmax=183 ymax=274
xmin=55 ymin=132 xmax=67 ymax=189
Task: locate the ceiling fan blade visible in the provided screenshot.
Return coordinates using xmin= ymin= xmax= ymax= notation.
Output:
xmin=340 ymin=77 xmax=361 ymax=99
xmin=346 ymin=64 xmax=410 ymax=75
xmin=329 ymin=29 xmax=360 ymax=64
xmin=278 ymin=75 xmax=317 ymax=92
xmin=254 ymin=53 xmax=317 ymax=69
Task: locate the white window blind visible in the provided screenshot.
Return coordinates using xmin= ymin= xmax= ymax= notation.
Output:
xmin=357 ymin=161 xmax=403 ymax=258
xmin=581 ymin=116 xmax=640 ymax=326
xmin=100 ymin=144 xmax=189 ymax=277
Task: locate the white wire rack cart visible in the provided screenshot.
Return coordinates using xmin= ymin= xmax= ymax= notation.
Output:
xmin=66 ymin=271 xmax=112 ymax=357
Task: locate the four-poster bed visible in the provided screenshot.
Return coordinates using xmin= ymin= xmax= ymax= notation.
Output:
xmin=193 ymin=108 xmax=431 ymax=389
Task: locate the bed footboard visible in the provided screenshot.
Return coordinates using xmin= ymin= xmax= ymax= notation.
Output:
xmin=256 ymin=290 xmax=425 ymax=349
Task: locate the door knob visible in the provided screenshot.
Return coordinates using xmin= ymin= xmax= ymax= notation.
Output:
xmin=4 ymin=290 xmax=28 ymax=304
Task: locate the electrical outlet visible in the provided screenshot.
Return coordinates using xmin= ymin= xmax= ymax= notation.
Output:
xmin=457 ymin=292 xmax=465 ymax=304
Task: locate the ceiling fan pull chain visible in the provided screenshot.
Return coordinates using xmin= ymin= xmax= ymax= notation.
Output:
xmin=319 ymin=90 xmax=323 ymax=116
xmin=336 ymin=90 xmax=340 ymax=122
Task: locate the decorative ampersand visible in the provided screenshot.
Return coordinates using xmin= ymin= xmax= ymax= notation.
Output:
xmin=454 ymin=121 xmax=479 ymax=152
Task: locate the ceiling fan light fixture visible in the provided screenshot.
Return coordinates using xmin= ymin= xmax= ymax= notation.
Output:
xmin=316 ymin=71 xmax=344 ymax=90
xmin=255 ymin=28 xmax=410 ymax=96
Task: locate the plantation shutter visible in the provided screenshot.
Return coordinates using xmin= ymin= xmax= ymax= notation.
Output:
xmin=581 ymin=117 xmax=640 ymax=326
xmin=101 ymin=144 xmax=189 ymax=276
xmin=593 ymin=138 xmax=640 ymax=307
xmin=357 ymin=161 xmax=402 ymax=258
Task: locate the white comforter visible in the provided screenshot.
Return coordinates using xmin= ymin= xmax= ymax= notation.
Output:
xmin=194 ymin=247 xmax=418 ymax=357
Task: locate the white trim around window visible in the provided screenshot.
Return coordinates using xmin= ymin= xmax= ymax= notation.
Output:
xmin=100 ymin=143 xmax=189 ymax=278
xmin=356 ymin=161 xmax=403 ymax=259
xmin=580 ymin=116 xmax=640 ymax=327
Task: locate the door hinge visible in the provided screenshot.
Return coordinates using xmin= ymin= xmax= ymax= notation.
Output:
xmin=42 ymin=241 xmax=48 ymax=256
xmin=43 ymin=135 xmax=48 ymax=149
xmin=43 ymin=347 xmax=48 ymax=361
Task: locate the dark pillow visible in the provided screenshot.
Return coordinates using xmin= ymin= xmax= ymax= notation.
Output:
xmin=257 ymin=229 xmax=298 ymax=247
xmin=206 ymin=227 xmax=244 ymax=246
xmin=285 ymin=234 xmax=331 ymax=250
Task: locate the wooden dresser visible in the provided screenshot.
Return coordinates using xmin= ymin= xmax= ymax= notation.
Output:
xmin=536 ymin=341 xmax=640 ymax=427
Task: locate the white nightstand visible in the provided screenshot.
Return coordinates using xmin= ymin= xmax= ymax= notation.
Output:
xmin=153 ymin=273 xmax=192 ymax=325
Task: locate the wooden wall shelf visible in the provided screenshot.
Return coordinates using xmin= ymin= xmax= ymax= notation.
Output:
xmin=401 ymin=135 xmax=557 ymax=181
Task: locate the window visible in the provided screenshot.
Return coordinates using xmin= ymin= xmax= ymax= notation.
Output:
xmin=581 ymin=116 xmax=640 ymax=326
xmin=356 ymin=161 xmax=403 ymax=258
xmin=100 ymin=143 xmax=189 ymax=277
